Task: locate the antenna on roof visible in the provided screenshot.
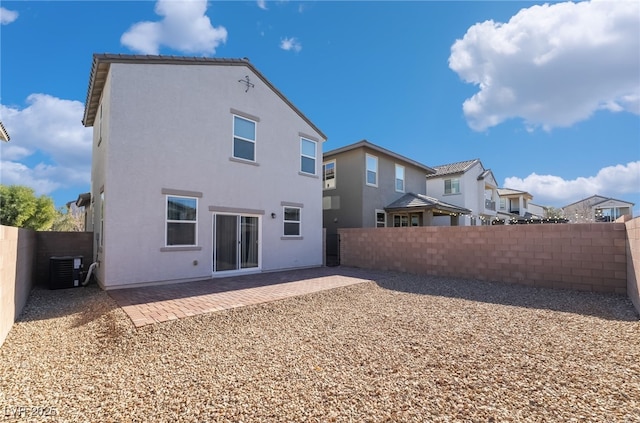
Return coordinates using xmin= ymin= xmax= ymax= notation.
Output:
xmin=238 ymin=75 xmax=255 ymax=93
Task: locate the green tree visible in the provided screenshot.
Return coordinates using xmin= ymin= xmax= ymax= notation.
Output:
xmin=0 ymin=184 xmax=58 ymax=230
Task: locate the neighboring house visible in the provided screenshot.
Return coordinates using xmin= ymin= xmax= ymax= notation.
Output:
xmin=425 ymin=159 xmax=499 ymax=226
xmin=75 ymin=192 xmax=92 ymax=231
xmin=0 ymin=121 xmax=9 ymax=142
xmin=82 ymin=54 xmax=326 ymax=289
xmin=496 ymin=188 xmax=535 ymax=223
xmin=562 ymin=195 xmax=634 ymax=223
xmin=322 ymin=140 xmax=469 ymax=257
xmin=527 ymin=203 xmax=547 ymax=218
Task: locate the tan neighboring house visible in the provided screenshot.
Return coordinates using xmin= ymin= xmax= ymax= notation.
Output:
xmin=0 ymin=121 xmax=9 ymax=142
xmin=322 ymin=140 xmax=470 ymax=262
xmin=425 ymin=159 xmax=499 ymax=226
xmin=562 ymin=195 xmax=634 ymax=223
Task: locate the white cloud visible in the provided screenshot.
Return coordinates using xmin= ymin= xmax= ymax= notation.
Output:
xmin=449 ymin=0 xmax=640 ymax=132
xmin=503 ymin=161 xmax=640 ymax=206
xmin=0 ymin=94 xmax=92 ymax=196
xmin=0 ymin=7 xmax=18 ymax=25
xmin=280 ymin=37 xmax=302 ymax=53
xmin=121 ymin=0 xmax=227 ymax=56
xmin=257 ymin=0 xmax=267 ymax=10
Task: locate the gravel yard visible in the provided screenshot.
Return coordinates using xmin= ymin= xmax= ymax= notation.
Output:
xmin=1 ymin=269 xmax=639 ymax=422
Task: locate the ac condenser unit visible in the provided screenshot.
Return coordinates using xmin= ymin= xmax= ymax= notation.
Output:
xmin=49 ymin=256 xmax=83 ymax=290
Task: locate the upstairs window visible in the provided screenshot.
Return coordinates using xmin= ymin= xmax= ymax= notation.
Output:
xmin=366 ymin=154 xmax=378 ymax=187
xmin=166 ymin=196 xmax=197 ymax=246
xmin=233 ymin=115 xmax=256 ymax=161
xmin=395 ymin=164 xmax=405 ymax=192
xmin=300 ymin=138 xmax=317 ymax=175
xmin=323 ymin=161 xmax=336 ymax=189
xmin=444 ymin=178 xmax=460 ymax=195
xmin=283 ymin=207 xmax=301 ymax=236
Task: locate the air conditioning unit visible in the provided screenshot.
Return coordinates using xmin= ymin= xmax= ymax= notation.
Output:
xmin=49 ymin=256 xmax=83 ymax=290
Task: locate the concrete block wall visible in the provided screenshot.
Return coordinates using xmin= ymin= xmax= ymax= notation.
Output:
xmin=35 ymin=232 xmax=94 ymax=286
xmin=339 ymin=223 xmax=628 ymax=294
xmin=626 ymin=217 xmax=640 ymax=315
xmin=0 ymin=225 xmax=36 ymax=347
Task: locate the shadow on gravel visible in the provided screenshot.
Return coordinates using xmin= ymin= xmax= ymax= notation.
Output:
xmin=368 ymin=269 xmax=639 ymax=322
xmin=16 ymin=282 xmax=120 ymax=327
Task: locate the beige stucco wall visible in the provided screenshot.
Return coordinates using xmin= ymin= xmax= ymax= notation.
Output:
xmin=0 ymin=225 xmax=35 ymax=347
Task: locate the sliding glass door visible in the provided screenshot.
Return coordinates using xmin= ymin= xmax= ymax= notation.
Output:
xmin=213 ymin=214 xmax=259 ymax=273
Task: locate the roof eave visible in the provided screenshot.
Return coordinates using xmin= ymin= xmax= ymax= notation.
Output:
xmin=82 ymin=54 xmax=327 ymax=140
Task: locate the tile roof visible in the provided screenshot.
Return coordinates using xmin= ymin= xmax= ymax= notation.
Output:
xmin=385 ymin=192 xmax=472 ymax=215
xmin=497 ymin=188 xmax=532 ymax=198
xmin=0 ymin=121 xmax=9 ymax=142
xmin=426 ymin=158 xmax=480 ymax=178
xmin=323 ymin=140 xmax=435 ymax=174
xmin=81 ymin=54 xmax=326 ymax=140
xmin=561 ymin=194 xmax=635 ymax=208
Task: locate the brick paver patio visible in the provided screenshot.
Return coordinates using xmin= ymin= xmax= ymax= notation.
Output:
xmin=108 ymin=267 xmax=378 ymax=327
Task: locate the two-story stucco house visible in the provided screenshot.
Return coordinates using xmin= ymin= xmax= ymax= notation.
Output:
xmin=82 ymin=54 xmax=326 ymax=289
xmin=425 ymin=159 xmax=499 ymax=226
xmin=322 ymin=140 xmax=469 ymax=261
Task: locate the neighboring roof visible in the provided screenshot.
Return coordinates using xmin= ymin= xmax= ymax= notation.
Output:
xmin=76 ymin=192 xmax=91 ymax=208
xmin=0 ymin=121 xmax=9 ymax=142
xmin=426 ymin=158 xmax=480 ymax=178
xmin=562 ymin=194 xmax=635 ymax=209
xmin=323 ymin=140 xmax=435 ymax=174
xmin=497 ymin=188 xmax=533 ymax=199
xmin=385 ymin=192 xmax=472 ymax=215
xmin=82 ymin=54 xmax=326 ymax=140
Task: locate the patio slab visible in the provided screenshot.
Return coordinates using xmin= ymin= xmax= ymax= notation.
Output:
xmin=108 ymin=267 xmax=378 ymax=327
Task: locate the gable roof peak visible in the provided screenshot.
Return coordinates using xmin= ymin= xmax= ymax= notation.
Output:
xmin=426 ymin=158 xmax=482 ymax=178
xmin=81 ymin=53 xmax=326 ymax=140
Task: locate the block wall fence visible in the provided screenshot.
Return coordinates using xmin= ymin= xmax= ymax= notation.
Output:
xmin=340 ymin=220 xmax=639 ymax=306
xmin=627 ymin=217 xmax=640 ymax=314
xmin=0 ymin=227 xmax=93 ymax=348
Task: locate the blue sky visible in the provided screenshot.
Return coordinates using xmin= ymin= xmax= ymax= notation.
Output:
xmin=1 ymin=0 xmax=639 ymax=214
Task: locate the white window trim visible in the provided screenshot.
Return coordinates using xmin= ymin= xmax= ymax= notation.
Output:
xmin=444 ymin=178 xmax=461 ymax=195
xmin=395 ymin=164 xmax=405 ymax=193
xmin=300 ymin=137 xmax=317 ymax=176
xmin=323 ymin=160 xmax=336 ymax=190
xmin=232 ymin=114 xmax=257 ymax=162
xmin=366 ymin=153 xmax=378 ymax=187
xmin=282 ymin=206 xmax=302 ymax=238
xmin=165 ymin=195 xmax=198 ymax=247
xmin=375 ymin=209 xmax=386 ymax=228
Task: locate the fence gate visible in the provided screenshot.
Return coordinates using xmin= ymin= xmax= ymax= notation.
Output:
xmin=326 ymin=233 xmax=340 ymax=267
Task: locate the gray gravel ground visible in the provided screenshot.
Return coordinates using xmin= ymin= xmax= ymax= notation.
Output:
xmin=1 ymin=270 xmax=639 ymax=422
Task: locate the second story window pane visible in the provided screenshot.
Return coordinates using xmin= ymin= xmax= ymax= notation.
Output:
xmin=300 ymin=138 xmax=317 ymax=174
xmin=366 ymin=154 xmax=378 ymax=186
xmin=233 ymin=116 xmax=256 ymax=161
xmin=323 ymin=161 xmax=336 ymax=189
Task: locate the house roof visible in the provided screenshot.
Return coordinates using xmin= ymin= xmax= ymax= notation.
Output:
xmin=0 ymin=121 xmax=9 ymax=142
xmin=323 ymin=140 xmax=435 ymax=174
xmin=385 ymin=192 xmax=472 ymax=215
xmin=81 ymin=54 xmax=327 ymax=140
xmin=76 ymin=192 xmax=91 ymax=208
xmin=426 ymin=158 xmax=480 ymax=178
xmin=497 ymin=188 xmax=533 ymax=199
xmin=561 ymin=194 xmax=635 ymax=209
